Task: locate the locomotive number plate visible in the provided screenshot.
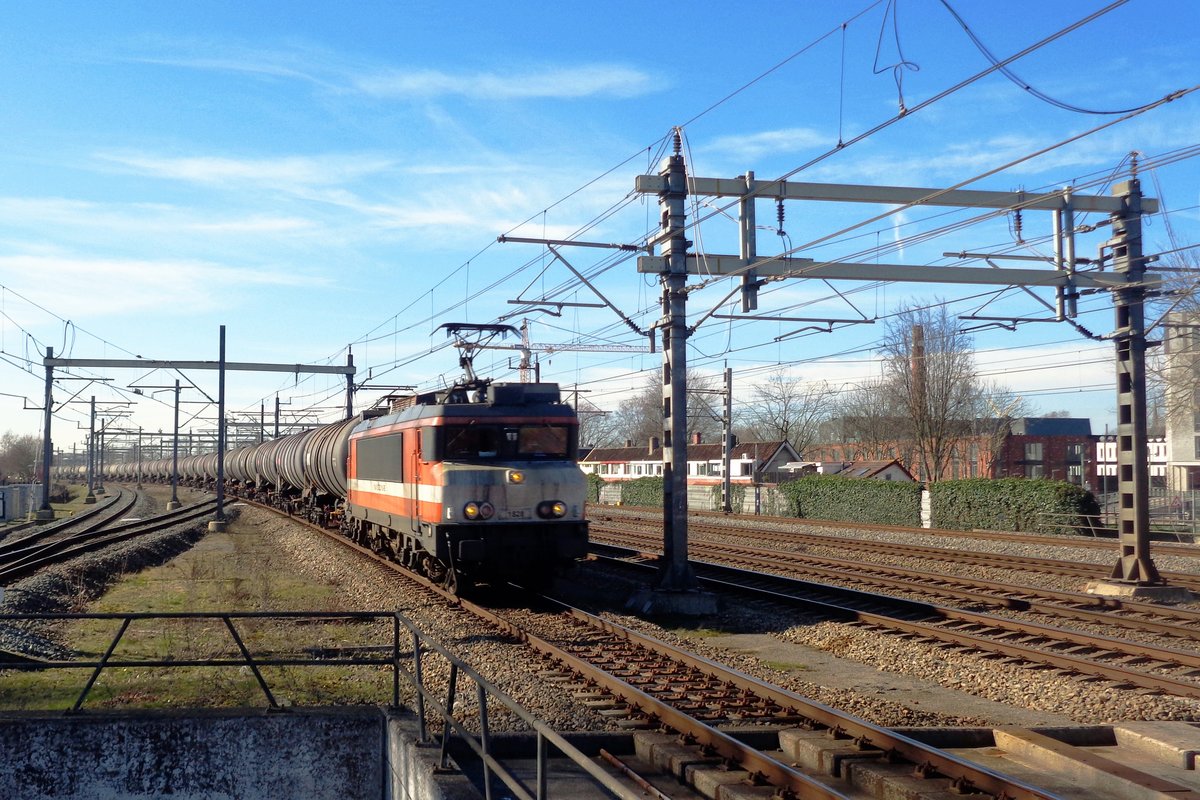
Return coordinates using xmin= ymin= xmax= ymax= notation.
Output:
xmin=501 ymin=509 xmax=530 ymax=519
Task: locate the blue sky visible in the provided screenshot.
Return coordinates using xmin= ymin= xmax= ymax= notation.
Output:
xmin=1 ymin=0 xmax=1198 ymax=450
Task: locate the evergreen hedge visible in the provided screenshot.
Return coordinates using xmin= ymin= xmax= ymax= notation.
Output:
xmin=585 ymin=472 xmax=605 ymax=504
xmin=710 ymin=483 xmax=747 ymax=512
xmin=619 ymin=477 xmax=664 ymax=508
xmin=776 ymin=475 xmax=922 ymax=526
xmin=929 ymin=477 xmax=1100 ymax=534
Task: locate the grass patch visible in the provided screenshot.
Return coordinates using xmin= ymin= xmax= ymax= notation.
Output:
xmin=763 ymin=660 xmax=808 ymax=672
xmin=2 ymin=513 xmax=406 ymax=711
xmin=673 ymin=627 xmax=729 ymax=639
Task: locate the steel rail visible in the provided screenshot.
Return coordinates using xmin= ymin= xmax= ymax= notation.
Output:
xmin=592 ymin=526 xmax=1200 ymax=639
xmin=245 ymin=496 xmax=1059 ymax=799
xmin=529 ymin=601 xmax=1058 ymax=800
xmin=596 ymin=510 xmax=1200 ymax=590
xmin=0 ymin=499 xmax=217 ymax=582
xmin=616 ymin=505 xmax=1200 ymax=558
xmin=594 ymin=549 xmax=1200 ymax=699
xmin=0 ymin=489 xmax=138 ymax=557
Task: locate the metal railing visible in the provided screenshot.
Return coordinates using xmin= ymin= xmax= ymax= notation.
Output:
xmin=0 ymin=610 xmax=643 ymax=800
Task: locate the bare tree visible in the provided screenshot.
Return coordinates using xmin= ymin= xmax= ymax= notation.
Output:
xmin=0 ymin=431 xmax=41 ymax=483
xmin=828 ymin=378 xmax=908 ymax=461
xmin=970 ymin=382 xmax=1030 ymax=477
xmin=610 ymin=370 xmax=723 ymax=447
xmin=880 ymin=304 xmax=1016 ymax=483
xmin=740 ymin=370 xmax=832 ymax=451
xmin=576 ymin=398 xmax=623 ymax=449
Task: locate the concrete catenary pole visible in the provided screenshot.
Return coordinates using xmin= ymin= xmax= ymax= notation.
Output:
xmin=1107 ymin=178 xmax=1160 ymax=585
xmin=722 ymin=366 xmax=734 ymax=513
xmin=655 ymin=132 xmax=700 ymax=593
xmin=168 ymin=379 xmax=181 ymax=510
xmin=212 ymin=325 xmax=227 ymax=530
xmin=35 ymin=346 xmax=55 ymax=519
xmin=85 ymin=396 xmax=96 ymax=504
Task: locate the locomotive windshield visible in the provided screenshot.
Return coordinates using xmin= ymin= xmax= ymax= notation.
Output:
xmin=442 ymin=424 xmax=572 ymax=461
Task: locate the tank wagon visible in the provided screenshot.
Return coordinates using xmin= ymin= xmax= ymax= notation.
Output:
xmin=141 ymin=380 xmax=588 ymax=591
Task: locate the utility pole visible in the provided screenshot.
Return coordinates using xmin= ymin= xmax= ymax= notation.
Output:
xmin=345 ymin=351 xmax=355 ymax=420
xmin=85 ymin=397 xmax=96 ymax=504
xmin=642 ymin=133 xmax=714 ymax=613
xmin=634 ymin=166 xmax=1174 ymax=600
xmin=911 ymin=324 xmax=927 ymax=483
xmin=169 ymin=380 xmax=181 ymax=510
xmin=213 ymin=325 xmax=227 ymax=531
xmin=1102 ymin=177 xmax=1163 ymax=589
xmin=722 ymin=366 xmax=734 ymax=513
xmin=34 ymin=346 xmax=55 ymax=519
xmin=95 ymin=418 xmax=108 ymax=496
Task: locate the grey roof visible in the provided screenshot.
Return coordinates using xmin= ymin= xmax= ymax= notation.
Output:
xmin=1009 ymin=417 xmax=1093 ymax=437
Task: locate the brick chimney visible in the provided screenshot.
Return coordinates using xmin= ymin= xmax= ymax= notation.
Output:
xmin=691 ymin=432 xmax=702 ymax=445
xmin=649 ymin=436 xmax=660 ymax=455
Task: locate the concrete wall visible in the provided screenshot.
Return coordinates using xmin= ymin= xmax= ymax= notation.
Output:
xmin=0 ymin=707 xmax=470 ymax=800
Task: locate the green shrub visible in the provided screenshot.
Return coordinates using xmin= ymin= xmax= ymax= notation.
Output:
xmin=710 ymin=483 xmax=746 ymax=512
xmin=776 ymin=476 xmax=922 ymax=526
xmin=585 ymin=472 xmax=605 ymax=504
xmin=620 ymin=477 xmax=664 ymax=508
xmin=929 ymin=477 xmax=1100 ymax=534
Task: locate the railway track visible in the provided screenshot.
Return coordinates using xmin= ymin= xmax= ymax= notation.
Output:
xmin=593 ymin=508 xmax=1200 ymax=592
xmin=242 ymin=497 xmax=1071 ymax=800
xmin=0 ymin=488 xmax=138 ymax=554
xmin=591 ymin=523 xmax=1200 ymax=641
xmin=682 ymin=505 xmax=1200 ymax=555
xmin=0 ymin=494 xmax=217 ymax=583
xmin=594 ymin=543 xmax=1200 ymax=699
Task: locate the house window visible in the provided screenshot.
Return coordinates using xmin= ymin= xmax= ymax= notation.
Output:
xmin=1025 ymin=442 xmax=1043 ymax=461
xmin=1066 ymin=444 xmax=1084 ymax=463
xmin=1025 ymin=463 xmax=1045 ymax=478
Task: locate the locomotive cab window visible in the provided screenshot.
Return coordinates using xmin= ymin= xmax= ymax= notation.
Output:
xmin=517 ymin=425 xmax=569 ymax=457
xmin=441 ymin=423 xmax=574 ymax=461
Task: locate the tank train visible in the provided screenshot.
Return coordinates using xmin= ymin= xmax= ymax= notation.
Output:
xmin=128 ymin=379 xmax=589 ymax=591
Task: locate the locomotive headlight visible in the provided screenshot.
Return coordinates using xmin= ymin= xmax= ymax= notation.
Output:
xmin=463 ymin=502 xmax=481 ymax=520
xmin=537 ymin=500 xmax=568 ymax=519
xmin=508 ymin=470 xmax=525 ymax=484
xmin=479 ymin=502 xmax=495 ymax=520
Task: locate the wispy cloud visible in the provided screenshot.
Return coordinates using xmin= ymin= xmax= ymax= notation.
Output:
xmin=0 ymin=253 xmax=328 ymax=317
xmin=701 ymin=128 xmax=829 ymax=161
xmin=353 ymin=64 xmax=655 ymax=100
xmin=96 ymin=152 xmax=396 ymax=187
xmin=0 ymin=196 xmax=313 ymax=236
xmin=125 ymin=40 xmax=658 ymax=101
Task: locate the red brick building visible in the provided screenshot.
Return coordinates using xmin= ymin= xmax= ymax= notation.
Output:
xmin=804 ymin=417 xmax=1097 ymax=487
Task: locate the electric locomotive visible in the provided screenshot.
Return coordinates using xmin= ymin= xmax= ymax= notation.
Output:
xmin=138 ymin=376 xmax=588 ymax=591
xmin=344 ymin=380 xmax=588 ymax=590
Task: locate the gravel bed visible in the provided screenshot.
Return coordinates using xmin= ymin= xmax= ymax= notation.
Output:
xmin=261 ymin=509 xmax=998 ymax=731
xmin=592 ymin=506 xmax=1200 ymax=723
xmin=11 ymin=495 xmax=1200 ymax=732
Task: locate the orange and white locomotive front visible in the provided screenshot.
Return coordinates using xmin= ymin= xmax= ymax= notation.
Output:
xmin=346 ymin=392 xmax=589 ymax=583
xmin=428 ymin=418 xmax=588 ymax=576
